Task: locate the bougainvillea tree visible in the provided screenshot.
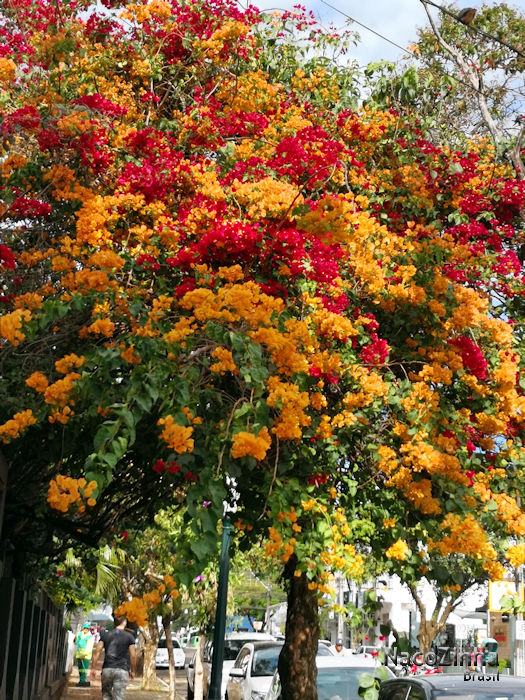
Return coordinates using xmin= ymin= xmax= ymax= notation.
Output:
xmin=1 ymin=0 xmax=524 ymax=697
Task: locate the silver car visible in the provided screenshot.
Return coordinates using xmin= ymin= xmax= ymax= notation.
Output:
xmin=265 ymin=654 xmax=395 ymax=700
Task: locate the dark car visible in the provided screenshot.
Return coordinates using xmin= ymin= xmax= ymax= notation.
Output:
xmin=378 ymin=674 xmax=525 ymax=700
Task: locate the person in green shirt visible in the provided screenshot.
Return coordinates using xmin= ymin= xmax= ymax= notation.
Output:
xmin=75 ymin=622 xmax=95 ymax=687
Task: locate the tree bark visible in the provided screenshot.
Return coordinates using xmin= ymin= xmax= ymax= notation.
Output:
xmin=194 ymin=634 xmax=206 ymax=700
xmin=279 ymin=555 xmax=319 ymax=700
xmin=409 ymin=583 xmax=464 ymax=655
xmin=163 ymin=618 xmax=176 ymax=700
xmin=142 ymin=621 xmax=160 ymax=689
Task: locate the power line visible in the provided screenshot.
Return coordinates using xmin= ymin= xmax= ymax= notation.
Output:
xmin=421 ymin=0 xmax=525 ymax=58
xmin=321 ymin=0 xmax=412 ymax=56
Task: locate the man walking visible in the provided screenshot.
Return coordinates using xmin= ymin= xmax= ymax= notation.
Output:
xmin=91 ymin=614 xmax=136 ymax=699
xmin=75 ymin=622 xmax=95 ymax=687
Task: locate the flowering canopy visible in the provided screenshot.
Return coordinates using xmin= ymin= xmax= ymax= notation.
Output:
xmin=0 ymin=0 xmax=524 ymax=597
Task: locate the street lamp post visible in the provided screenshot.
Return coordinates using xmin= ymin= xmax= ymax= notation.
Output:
xmin=208 ymin=518 xmax=233 ymax=700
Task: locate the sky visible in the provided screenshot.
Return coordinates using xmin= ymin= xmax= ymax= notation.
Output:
xmin=240 ymin=0 xmax=490 ymax=67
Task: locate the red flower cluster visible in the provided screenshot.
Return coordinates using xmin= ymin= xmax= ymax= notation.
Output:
xmin=152 ymin=459 xmax=182 ymax=474
xmin=359 ymin=333 xmax=390 ymax=366
xmin=449 ymin=336 xmax=488 ymax=380
xmin=136 ymin=254 xmax=160 ymax=271
xmin=0 ymin=245 xmax=16 ymax=269
xmin=465 ymin=469 xmax=476 ymax=486
xmin=1 ymin=105 xmax=40 ymax=136
xmin=307 ymin=473 xmax=329 ymax=486
xmin=10 ymin=196 xmax=51 ymax=218
xmin=309 ymin=366 xmax=339 ymax=384
xmin=74 ymin=93 xmax=128 ymax=117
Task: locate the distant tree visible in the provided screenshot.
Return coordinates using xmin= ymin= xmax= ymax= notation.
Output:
xmin=365 ymin=2 xmax=524 ymax=176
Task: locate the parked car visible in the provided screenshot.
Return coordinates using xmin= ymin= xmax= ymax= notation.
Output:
xmin=187 ymin=631 xmax=276 ymax=700
xmin=227 ymin=640 xmax=284 ymax=700
xmin=155 ymin=636 xmax=186 ymax=669
xmin=353 ymin=645 xmax=381 ymax=657
xmin=265 ymin=653 xmax=395 ymax=700
xmin=378 ymin=674 xmax=525 ymax=700
xmin=316 ymin=642 xmax=337 ymax=657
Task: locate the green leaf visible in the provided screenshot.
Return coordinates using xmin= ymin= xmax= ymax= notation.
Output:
xmin=190 ymin=531 xmax=218 ymax=562
xmin=449 ymin=161 xmax=464 ymax=174
xmin=375 ymin=667 xmax=389 ymax=682
xmin=134 ymin=393 xmax=153 ymax=413
xmin=357 ymin=673 xmax=376 ymax=689
xmin=146 ymin=382 xmax=159 ymax=402
xmin=94 ymin=424 xmax=114 ymax=451
xmin=208 ymin=480 xmax=227 ymax=506
xmin=119 ymin=408 xmax=135 ymax=429
xmin=101 ymin=453 xmax=118 ymax=469
xmin=362 ymin=688 xmax=378 ymax=700
xmin=111 ymin=436 xmax=128 ymax=459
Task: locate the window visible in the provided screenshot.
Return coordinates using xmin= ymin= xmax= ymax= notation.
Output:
xmin=317 ymin=645 xmax=334 ymax=656
xmin=379 ymin=684 xmax=411 ymax=700
xmin=234 ymin=648 xmax=251 ymax=670
xmin=252 ymin=647 xmax=282 ymax=677
xmin=225 ymin=641 xmax=250 ymax=661
xmin=158 ymin=638 xmax=181 ymax=649
xmin=317 ymin=667 xmax=387 ymax=700
xmin=407 ymin=687 xmax=425 ymax=700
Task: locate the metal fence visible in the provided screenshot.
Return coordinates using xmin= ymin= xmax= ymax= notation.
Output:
xmin=0 ymin=559 xmax=70 ymax=700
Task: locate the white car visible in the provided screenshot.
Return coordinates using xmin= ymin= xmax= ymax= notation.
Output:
xmin=155 ymin=636 xmax=186 ymax=669
xmin=226 ymin=641 xmax=284 ymax=700
xmin=353 ymin=645 xmax=380 ymax=658
xmin=187 ymin=631 xmax=276 ymax=700
xmin=317 ymin=642 xmax=337 ymax=656
xmin=265 ymin=654 xmax=395 ymax=700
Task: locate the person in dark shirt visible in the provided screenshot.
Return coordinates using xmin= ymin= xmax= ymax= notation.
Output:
xmin=91 ymin=614 xmax=136 ymax=699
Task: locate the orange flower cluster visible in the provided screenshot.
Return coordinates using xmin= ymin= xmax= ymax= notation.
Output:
xmin=115 ymin=575 xmax=179 ymax=629
xmin=385 ymin=540 xmax=410 ymax=561
xmin=0 ymin=410 xmax=37 ymax=443
xmin=231 ymin=427 xmax=271 ymax=461
xmin=157 ymin=416 xmax=194 ymax=453
xmin=47 ymin=476 xmax=97 ymax=513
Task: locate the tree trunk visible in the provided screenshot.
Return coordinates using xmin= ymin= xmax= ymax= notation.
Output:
xmin=163 ymin=619 xmax=176 ymax=700
xmin=194 ymin=635 xmax=206 ymax=700
xmin=143 ymin=636 xmax=158 ymax=689
xmin=279 ymin=555 xmax=319 ymax=700
xmin=417 ymin=620 xmax=438 ymax=656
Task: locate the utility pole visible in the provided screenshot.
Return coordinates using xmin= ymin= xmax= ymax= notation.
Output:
xmin=515 ymin=567 xmax=525 ymax=676
xmin=208 ymin=518 xmax=233 ymax=700
xmin=336 ymin=573 xmax=345 ymax=643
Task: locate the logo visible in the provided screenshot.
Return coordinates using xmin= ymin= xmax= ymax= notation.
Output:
xmin=383 ymin=647 xmax=500 ymax=681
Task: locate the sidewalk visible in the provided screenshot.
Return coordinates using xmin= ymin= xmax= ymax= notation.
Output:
xmin=61 ymin=662 xmax=172 ymax=700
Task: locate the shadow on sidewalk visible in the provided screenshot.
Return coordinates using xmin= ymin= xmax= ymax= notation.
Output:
xmin=60 ymin=662 xmax=170 ymax=699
